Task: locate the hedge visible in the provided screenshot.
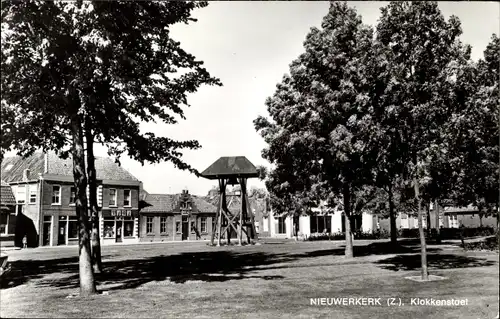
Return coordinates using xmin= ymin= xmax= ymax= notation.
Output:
xmin=303 ymin=227 xmax=497 ymax=241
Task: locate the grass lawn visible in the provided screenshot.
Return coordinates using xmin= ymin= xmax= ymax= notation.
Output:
xmin=1 ymin=239 xmax=498 ymax=318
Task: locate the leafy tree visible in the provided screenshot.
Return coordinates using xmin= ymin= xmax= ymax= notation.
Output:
xmin=1 ymin=1 xmax=220 ymax=295
xmin=376 ymin=1 xmax=468 ymax=280
xmin=256 ymin=2 xmax=380 ymax=258
xmin=449 ymin=35 xmax=499 ymax=222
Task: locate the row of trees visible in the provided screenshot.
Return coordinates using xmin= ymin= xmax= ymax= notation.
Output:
xmin=254 ymin=1 xmax=498 ymax=280
xmin=1 ymin=1 xmax=220 ymax=295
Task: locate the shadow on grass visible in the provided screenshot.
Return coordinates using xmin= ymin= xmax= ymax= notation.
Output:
xmin=291 ymin=241 xmax=440 ymax=258
xmin=1 ymin=241 xmax=495 ymax=292
xmin=376 ymin=253 xmax=496 ymax=271
xmin=1 ymin=250 xmax=291 ymax=291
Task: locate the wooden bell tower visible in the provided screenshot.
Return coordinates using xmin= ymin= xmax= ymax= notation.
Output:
xmin=201 ymin=156 xmax=259 ymax=246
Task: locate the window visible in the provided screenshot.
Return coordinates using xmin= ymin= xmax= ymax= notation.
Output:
xmin=200 ymin=217 xmax=207 ymax=233
xmin=175 ymin=221 xmax=181 ymax=233
xmin=190 ymin=220 xmax=196 ymax=233
xmin=449 ymin=215 xmax=458 ymax=228
xmin=52 ymin=185 xmax=61 ymax=205
xmin=16 ymin=186 xmax=26 ymax=203
xmin=69 ymin=187 xmax=76 ymax=205
xmin=146 ymin=216 xmax=153 ymax=234
xmin=310 ymin=215 xmax=331 ymax=234
xmin=124 ymin=216 xmax=134 ymax=237
xmin=109 ymin=188 xmax=117 ymax=207
xmin=160 ymin=217 xmax=167 ymax=234
xmin=255 ymin=221 xmax=260 ymax=233
xmin=103 ymin=220 xmax=115 ymax=238
xmin=124 ymin=189 xmax=131 ymax=207
xmin=263 ymin=217 xmax=269 ymax=232
xmin=68 ymin=216 xmax=78 ymax=239
xmin=29 ymin=186 xmax=37 ymax=204
xmin=278 ymin=216 xmax=286 ymax=234
xmin=0 ymin=213 xmax=12 ymax=235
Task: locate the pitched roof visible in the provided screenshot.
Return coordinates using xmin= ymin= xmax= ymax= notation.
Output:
xmin=0 ymin=181 xmax=16 ymax=207
xmin=1 ymin=153 xmax=45 ymax=183
xmin=443 ymin=206 xmax=479 ymax=214
xmin=141 ymin=193 xmax=216 ymax=213
xmin=1 ymin=152 xmax=139 ymax=182
xmin=201 ymin=156 xmax=258 ymax=179
xmin=47 ymin=152 xmax=139 ymax=181
xmin=192 ymin=196 xmax=217 ymax=213
xmin=141 ymin=194 xmax=178 ymax=213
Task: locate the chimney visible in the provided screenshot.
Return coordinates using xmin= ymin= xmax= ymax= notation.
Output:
xmin=23 ymin=169 xmax=30 ymax=181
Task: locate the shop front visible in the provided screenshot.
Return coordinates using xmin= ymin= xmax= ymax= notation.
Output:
xmin=100 ymin=208 xmax=139 ymax=245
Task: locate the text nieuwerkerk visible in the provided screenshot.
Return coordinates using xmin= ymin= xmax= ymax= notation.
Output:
xmin=310 ymin=298 xmax=382 ymax=306
xmin=310 ymin=297 xmax=469 ymax=306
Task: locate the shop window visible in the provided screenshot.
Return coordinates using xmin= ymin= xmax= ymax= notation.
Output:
xmin=175 ymin=221 xmax=181 ymax=233
xmin=200 ymin=217 xmax=207 ymax=233
xmin=124 ymin=189 xmax=131 ymax=207
xmin=69 ymin=187 xmax=76 ymax=205
xmin=146 ymin=216 xmax=153 ymax=234
xmin=124 ymin=217 xmax=134 ymax=237
xmin=68 ymin=217 xmax=78 ymax=239
xmin=160 ymin=217 xmax=167 ymax=234
xmin=103 ymin=220 xmax=115 ymax=238
xmin=52 ymin=185 xmax=61 ymax=205
xmin=109 ymin=188 xmax=117 ymax=207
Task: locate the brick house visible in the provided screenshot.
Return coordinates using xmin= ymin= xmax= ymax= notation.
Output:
xmin=1 ymin=152 xmax=141 ymax=247
xmin=139 ymin=189 xmax=216 ymax=242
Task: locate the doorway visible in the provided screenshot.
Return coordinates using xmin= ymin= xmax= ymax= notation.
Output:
xmin=43 ymin=216 xmax=52 ymax=246
xmin=58 ymin=216 xmax=67 ymax=245
xmin=181 ymin=215 xmax=188 ymax=240
xmin=115 ymin=219 xmax=123 ymax=243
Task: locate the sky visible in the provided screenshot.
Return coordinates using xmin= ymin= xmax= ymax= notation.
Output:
xmin=10 ymin=2 xmax=500 ymax=196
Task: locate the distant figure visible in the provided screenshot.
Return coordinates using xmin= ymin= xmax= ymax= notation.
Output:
xmin=22 ymin=235 xmax=27 ymax=249
xmin=459 ymin=223 xmax=465 ymax=248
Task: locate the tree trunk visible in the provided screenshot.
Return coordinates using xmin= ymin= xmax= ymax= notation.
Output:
xmin=434 ymin=200 xmax=441 ymax=244
xmin=414 ymin=176 xmax=428 ymax=281
xmin=343 ymin=184 xmax=354 ymax=258
xmin=295 ymin=215 xmax=299 ymax=241
xmin=85 ymin=118 xmax=102 ymax=274
xmin=426 ymin=204 xmax=431 ymax=232
xmin=388 ymin=183 xmax=397 ymax=244
xmin=71 ymin=115 xmax=97 ymax=296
